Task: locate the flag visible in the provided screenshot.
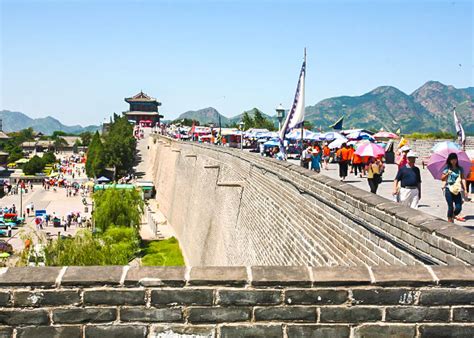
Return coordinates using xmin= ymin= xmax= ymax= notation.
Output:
xmin=279 ymin=52 xmax=306 ymax=142
xmin=453 ymin=108 xmax=465 ymax=148
xmin=217 ymin=114 xmax=222 ymax=144
xmin=395 ymin=127 xmax=401 ymax=134
xmin=329 ymin=116 xmax=344 ymax=130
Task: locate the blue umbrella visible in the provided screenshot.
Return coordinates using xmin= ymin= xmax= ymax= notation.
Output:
xmin=431 ymin=141 xmax=460 ymax=153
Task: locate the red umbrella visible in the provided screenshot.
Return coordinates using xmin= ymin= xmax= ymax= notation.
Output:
xmin=373 ymin=131 xmax=399 ymax=139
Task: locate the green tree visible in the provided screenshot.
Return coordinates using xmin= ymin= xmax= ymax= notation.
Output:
xmin=53 ymin=137 xmax=68 ymax=153
xmin=80 ymin=131 xmax=93 ymax=146
xmin=241 ymin=112 xmax=254 ymax=130
xmin=41 ymin=151 xmax=57 ymax=165
xmin=92 ymin=188 xmax=144 ymax=232
xmin=86 ymin=131 xmax=106 ymax=178
xmin=103 ymin=115 xmax=136 ymax=177
xmin=51 ymin=131 xmax=68 ymax=138
xmin=23 ymin=155 xmax=45 ymax=175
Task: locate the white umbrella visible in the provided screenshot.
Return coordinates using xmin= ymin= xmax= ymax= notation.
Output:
xmin=328 ymin=138 xmax=348 ymax=149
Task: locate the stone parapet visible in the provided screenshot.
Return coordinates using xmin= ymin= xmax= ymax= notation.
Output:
xmin=0 ymin=266 xmax=473 ymax=337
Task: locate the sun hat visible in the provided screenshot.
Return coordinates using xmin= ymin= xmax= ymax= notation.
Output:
xmin=406 ymin=151 xmax=418 ymax=158
xmin=400 ymin=145 xmax=411 ymax=152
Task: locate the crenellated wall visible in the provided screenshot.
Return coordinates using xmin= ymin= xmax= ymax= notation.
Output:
xmin=0 ymin=265 xmax=472 ymax=337
xmin=150 ymin=136 xmax=473 ymax=267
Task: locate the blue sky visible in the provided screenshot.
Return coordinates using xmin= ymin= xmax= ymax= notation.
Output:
xmin=1 ymin=0 xmax=472 ymax=126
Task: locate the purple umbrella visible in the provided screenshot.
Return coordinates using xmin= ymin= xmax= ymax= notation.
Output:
xmin=427 ymin=149 xmax=471 ymax=180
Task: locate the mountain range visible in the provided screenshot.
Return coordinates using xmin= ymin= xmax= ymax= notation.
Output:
xmin=2 ymin=81 xmax=472 ymax=135
xmin=175 ymin=81 xmax=473 ymax=134
xmin=0 ymin=110 xmax=100 ymax=135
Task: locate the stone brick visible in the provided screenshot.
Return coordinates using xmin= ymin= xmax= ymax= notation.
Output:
xmin=311 ymin=266 xmax=371 ymax=286
xmin=0 ymin=309 xmax=49 ymax=325
xmin=0 ymin=292 xmax=9 ymax=306
xmin=16 ymin=326 xmax=82 ymax=338
xmin=53 ymin=307 xmax=116 ymax=324
xmin=419 ymin=325 xmax=474 ymax=338
xmin=320 ymin=307 xmax=382 ymax=323
xmin=285 ymin=289 xmax=347 ymax=305
xmin=287 ymin=325 xmax=350 ymax=338
xmin=120 ymin=307 xmax=182 ymax=322
xmin=0 ymin=267 xmax=60 ymax=287
xmin=125 ymin=266 xmax=186 ymax=287
xmin=354 ymin=324 xmax=416 ymax=338
xmin=61 ymin=266 xmax=123 ymax=286
xmin=432 ymin=266 xmax=474 ymax=286
xmin=189 ymin=266 xmax=247 ymax=286
xmin=352 ymin=289 xmax=417 ymax=305
xmin=14 ymin=290 xmax=80 ymax=307
xmin=372 ymin=266 xmax=434 ymax=286
xmin=218 ymin=289 xmax=281 ymax=306
xmin=420 ymin=289 xmax=474 ymax=305
xmin=84 ymin=289 xmax=145 ymax=305
xmin=453 ymin=307 xmax=474 ymax=322
xmin=251 ymin=266 xmax=311 ymax=287
xmin=0 ymin=327 xmax=12 ymax=338
xmin=151 ymin=289 xmax=213 ymax=306
xmin=187 ymin=307 xmax=250 ymax=323
xmin=254 ymin=306 xmax=316 ymax=322
xmin=386 ymin=307 xmax=449 ymax=322
xmin=150 ymin=325 xmax=215 ymax=337
xmin=85 ymin=325 xmax=147 ymax=338
xmin=220 ymin=325 xmax=282 ymax=337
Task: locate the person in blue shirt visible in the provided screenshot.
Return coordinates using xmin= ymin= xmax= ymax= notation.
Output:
xmin=441 ymin=152 xmax=468 ymax=223
xmin=393 ymin=151 xmax=421 ymax=208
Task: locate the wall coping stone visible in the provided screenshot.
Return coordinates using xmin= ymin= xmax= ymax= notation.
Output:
xmin=189 ymin=267 xmax=247 ymax=286
xmin=61 ymin=266 xmax=123 ymax=286
xmin=1 ymin=266 xmax=473 ymax=287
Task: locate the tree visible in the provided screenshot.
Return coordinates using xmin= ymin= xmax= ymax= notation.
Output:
xmin=23 ymin=155 xmax=45 ymax=175
xmin=80 ymin=131 xmax=93 ymax=146
xmin=41 ymin=151 xmax=56 ymax=165
xmin=86 ymin=131 xmax=106 ymax=178
xmin=241 ymin=112 xmax=254 ymax=130
xmin=103 ymin=115 xmax=136 ymax=177
xmin=53 ymin=137 xmax=68 ymax=153
xmin=92 ymin=188 xmax=144 ymax=232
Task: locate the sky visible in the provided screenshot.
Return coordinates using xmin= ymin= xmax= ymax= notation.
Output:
xmin=0 ymin=0 xmax=472 ymax=126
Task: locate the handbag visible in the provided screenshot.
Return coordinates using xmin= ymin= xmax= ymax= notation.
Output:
xmin=449 ymin=175 xmax=462 ymax=195
xmin=374 ymin=173 xmax=382 ymax=185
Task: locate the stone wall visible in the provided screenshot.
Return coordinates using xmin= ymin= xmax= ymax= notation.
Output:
xmin=0 ymin=266 xmax=472 ymax=337
xmin=150 ymin=136 xmax=473 ymax=267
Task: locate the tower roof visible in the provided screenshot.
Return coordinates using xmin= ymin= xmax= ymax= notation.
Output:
xmin=125 ymin=91 xmax=159 ymax=103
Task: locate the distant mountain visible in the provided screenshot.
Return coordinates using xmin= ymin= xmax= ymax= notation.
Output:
xmin=306 ymin=81 xmax=473 ymax=133
xmin=177 ymin=81 xmax=472 ymax=134
xmin=0 ymin=110 xmax=100 ymax=135
xmin=227 ymin=108 xmax=278 ymax=126
xmin=176 ymin=107 xmax=230 ymax=125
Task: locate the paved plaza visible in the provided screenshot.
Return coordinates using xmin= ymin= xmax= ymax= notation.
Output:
xmin=1 ymin=158 xmax=92 ymax=255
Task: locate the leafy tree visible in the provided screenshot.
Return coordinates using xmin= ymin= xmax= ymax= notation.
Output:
xmin=23 ymin=155 xmax=45 ymax=175
xmin=86 ymin=131 xmax=106 ymax=178
xmin=80 ymin=131 xmax=93 ymax=146
xmin=53 ymin=137 xmax=68 ymax=152
xmin=41 ymin=151 xmax=57 ymax=165
xmin=103 ymin=115 xmax=136 ymax=177
xmin=241 ymin=112 xmax=254 ymax=130
xmin=51 ymin=131 xmax=68 ymax=138
xmin=92 ymin=188 xmax=144 ymax=232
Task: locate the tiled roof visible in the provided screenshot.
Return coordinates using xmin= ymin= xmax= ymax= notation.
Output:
xmin=125 ymin=91 xmax=159 ymax=103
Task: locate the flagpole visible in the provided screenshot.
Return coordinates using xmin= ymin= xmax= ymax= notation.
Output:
xmin=300 ymin=48 xmax=306 ymax=158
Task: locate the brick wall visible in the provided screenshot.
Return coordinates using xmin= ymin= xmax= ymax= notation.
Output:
xmin=151 ymin=136 xmax=473 ymax=267
xmin=0 ymin=266 xmax=472 ymax=337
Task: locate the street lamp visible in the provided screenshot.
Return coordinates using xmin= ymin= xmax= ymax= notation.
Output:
xmin=276 ymin=104 xmax=285 ymax=131
xmin=239 ymin=121 xmax=244 ymax=150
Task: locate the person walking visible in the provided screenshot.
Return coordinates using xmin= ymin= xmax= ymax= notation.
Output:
xmin=366 ymin=156 xmax=384 ymax=194
xmin=441 ymin=153 xmax=468 ymax=222
xmin=322 ymin=143 xmax=331 ymax=170
xmin=393 ymin=151 xmax=421 ymax=208
xmin=336 ymin=143 xmax=350 ymax=181
xmin=310 ymin=144 xmax=322 ymax=173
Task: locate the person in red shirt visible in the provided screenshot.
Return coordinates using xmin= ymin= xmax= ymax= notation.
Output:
xmin=336 ymin=143 xmax=350 ymax=181
xmin=322 ymin=143 xmax=331 ymax=170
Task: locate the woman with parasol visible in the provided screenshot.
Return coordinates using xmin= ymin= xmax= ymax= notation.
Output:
xmin=441 ymin=153 xmax=468 ymax=222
